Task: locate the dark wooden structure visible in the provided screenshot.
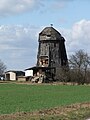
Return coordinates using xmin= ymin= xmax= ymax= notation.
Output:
xmin=25 ymin=26 xmax=68 ymax=83
xmin=37 ymin=26 xmax=68 ymax=80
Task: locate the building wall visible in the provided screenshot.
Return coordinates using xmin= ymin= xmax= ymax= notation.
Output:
xmin=17 ymin=77 xmax=26 ymax=82
xmin=37 ymin=40 xmax=67 ymax=68
xmin=25 ymin=70 xmax=33 ymax=77
xmin=9 ymin=72 xmax=16 ymax=80
xmin=5 ymin=72 xmax=16 ymax=80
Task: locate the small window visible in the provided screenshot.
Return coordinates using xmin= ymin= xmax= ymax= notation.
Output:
xmin=47 ymin=35 xmax=51 ymax=37
xmin=46 ymin=35 xmax=51 ymax=40
xmin=54 ymin=43 xmax=56 ymax=47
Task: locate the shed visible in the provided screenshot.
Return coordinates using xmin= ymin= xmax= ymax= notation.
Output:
xmin=5 ymin=70 xmax=25 ymax=81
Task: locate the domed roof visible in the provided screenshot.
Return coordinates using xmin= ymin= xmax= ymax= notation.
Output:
xmin=39 ymin=27 xmax=65 ymax=41
xmin=40 ymin=27 xmax=61 ymax=35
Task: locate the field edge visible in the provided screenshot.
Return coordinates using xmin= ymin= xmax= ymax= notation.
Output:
xmin=0 ymin=102 xmax=90 ymax=120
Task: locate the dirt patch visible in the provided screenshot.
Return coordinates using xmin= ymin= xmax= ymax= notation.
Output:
xmin=1 ymin=81 xmax=90 ymax=86
xmin=14 ymin=81 xmax=90 ymax=86
xmin=0 ymin=102 xmax=90 ymax=120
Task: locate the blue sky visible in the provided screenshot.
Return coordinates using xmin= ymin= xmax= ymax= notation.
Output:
xmin=0 ymin=0 xmax=90 ymax=70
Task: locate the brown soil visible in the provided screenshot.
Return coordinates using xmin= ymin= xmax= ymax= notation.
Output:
xmin=0 ymin=102 xmax=90 ymax=120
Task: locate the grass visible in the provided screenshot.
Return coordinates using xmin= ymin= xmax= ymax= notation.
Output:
xmin=0 ymin=83 xmax=90 ymax=115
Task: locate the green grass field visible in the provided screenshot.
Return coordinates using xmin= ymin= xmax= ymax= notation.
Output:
xmin=0 ymin=83 xmax=90 ymax=115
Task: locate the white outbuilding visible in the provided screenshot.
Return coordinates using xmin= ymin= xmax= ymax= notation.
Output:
xmin=5 ymin=70 xmax=25 ymax=81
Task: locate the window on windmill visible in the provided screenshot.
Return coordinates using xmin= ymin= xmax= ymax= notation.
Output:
xmin=46 ymin=35 xmax=51 ymax=40
xmin=45 ymin=59 xmax=48 ymax=66
xmin=40 ymin=59 xmax=48 ymax=67
xmin=41 ymin=59 xmax=46 ymax=66
xmin=47 ymin=35 xmax=51 ymax=37
xmin=54 ymin=43 xmax=56 ymax=47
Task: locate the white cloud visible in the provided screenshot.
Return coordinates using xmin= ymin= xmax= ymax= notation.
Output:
xmin=0 ymin=0 xmax=42 ymax=16
xmin=60 ymin=19 xmax=90 ymax=56
xmin=0 ymin=25 xmax=41 ymax=70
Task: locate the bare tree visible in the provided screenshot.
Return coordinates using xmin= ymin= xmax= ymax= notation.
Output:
xmin=56 ymin=67 xmax=70 ymax=84
xmin=0 ymin=59 xmax=6 ymax=76
xmin=69 ymin=50 xmax=90 ymax=84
